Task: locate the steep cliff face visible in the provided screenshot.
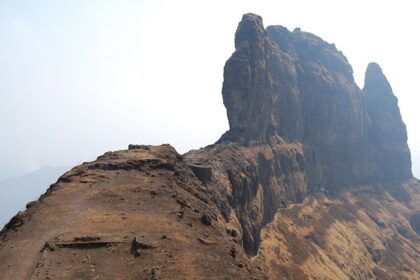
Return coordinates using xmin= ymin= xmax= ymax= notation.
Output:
xmin=220 ymin=14 xmax=303 ymax=144
xmin=0 ymin=13 xmax=419 ymax=280
xmin=219 ymin=13 xmax=411 ymax=190
xmin=364 ymin=63 xmax=412 ymax=181
xmin=195 ymin=13 xmax=413 ymax=256
xmin=185 ymin=141 xmax=307 ymax=255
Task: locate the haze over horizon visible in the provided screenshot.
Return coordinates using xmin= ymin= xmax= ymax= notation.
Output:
xmin=1 ymin=0 xmax=419 ymax=181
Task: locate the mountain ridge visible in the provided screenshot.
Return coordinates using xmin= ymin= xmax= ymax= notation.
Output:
xmin=0 ymin=13 xmax=419 ymax=280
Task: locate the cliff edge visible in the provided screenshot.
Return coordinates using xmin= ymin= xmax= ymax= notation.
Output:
xmin=0 ymin=13 xmax=419 ymax=280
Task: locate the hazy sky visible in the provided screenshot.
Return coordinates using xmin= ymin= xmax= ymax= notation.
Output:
xmin=0 ymin=0 xmax=419 ymax=180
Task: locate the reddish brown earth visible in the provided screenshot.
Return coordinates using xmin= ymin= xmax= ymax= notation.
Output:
xmin=0 ymin=145 xmax=266 ymax=280
xmin=258 ymin=180 xmax=420 ymax=279
xmin=1 ymin=13 xmax=419 ymax=279
xmin=0 ymin=145 xmax=419 ymax=279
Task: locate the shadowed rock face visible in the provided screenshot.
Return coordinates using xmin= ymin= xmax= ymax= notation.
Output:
xmin=364 ymin=63 xmax=412 ymax=180
xmin=185 ymin=141 xmax=307 ymax=255
xmin=195 ymin=12 xmax=414 ymax=256
xmin=219 ymin=13 xmax=411 ymax=191
xmin=0 ymin=13 xmax=419 ymax=280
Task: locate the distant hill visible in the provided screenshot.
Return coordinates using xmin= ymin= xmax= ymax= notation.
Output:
xmin=0 ymin=13 xmax=419 ymax=279
xmin=0 ymin=166 xmax=69 ymax=226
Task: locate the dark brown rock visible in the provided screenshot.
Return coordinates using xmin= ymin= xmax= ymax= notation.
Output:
xmin=200 ymin=214 xmax=212 ymax=226
xmin=25 ymin=201 xmax=36 ymax=209
xmin=130 ymin=237 xmax=140 ymax=257
xmin=151 ymin=267 xmax=161 ymax=280
xmin=188 ymin=164 xmax=212 ymax=183
xmin=219 ymin=13 xmax=411 ymax=190
xmin=0 ymin=13 xmax=418 ymax=280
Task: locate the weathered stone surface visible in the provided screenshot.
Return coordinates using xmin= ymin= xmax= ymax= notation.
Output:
xmin=410 ymin=212 xmax=420 ymax=235
xmin=219 ymin=13 xmax=411 ymax=191
xmin=0 ymin=13 xmax=418 ymax=280
xmin=188 ymin=164 xmax=212 ymax=183
xmin=0 ymin=146 xmax=267 ymax=279
xmin=364 ymin=62 xmax=412 ymax=181
xmin=185 ymin=141 xmax=307 ymax=255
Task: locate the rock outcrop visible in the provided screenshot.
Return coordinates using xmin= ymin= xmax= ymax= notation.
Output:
xmin=364 ymin=62 xmax=412 ymax=181
xmin=0 ymin=13 xmax=419 ymax=280
xmin=219 ymin=13 xmax=411 ymax=189
xmin=185 ymin=141 xmax=307 ymax=255
xmin=199 ymin=13 xmax=413 ymax=256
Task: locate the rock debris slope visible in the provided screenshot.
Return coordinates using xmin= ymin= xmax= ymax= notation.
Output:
xmin=1 ymin=13 xmax=419 ymax=280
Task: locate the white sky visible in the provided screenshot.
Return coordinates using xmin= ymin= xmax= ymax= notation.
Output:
xmin=0 ymin=0 xmax=419 ymax=179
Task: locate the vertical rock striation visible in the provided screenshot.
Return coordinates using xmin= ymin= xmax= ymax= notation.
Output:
xmin=364 ymin=62 xmax=412 ymax=181
xmin=218 ymin=13 xmax=411 ymax=190
xmin=0 ymin=13 xmax=418 ymax=279
xmin=198 ymin=13 xmax=413 ymax=255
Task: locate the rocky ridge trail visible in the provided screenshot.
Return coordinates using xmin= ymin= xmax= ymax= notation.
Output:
xmin=0 ymin=13 xmax=419 ymax=280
